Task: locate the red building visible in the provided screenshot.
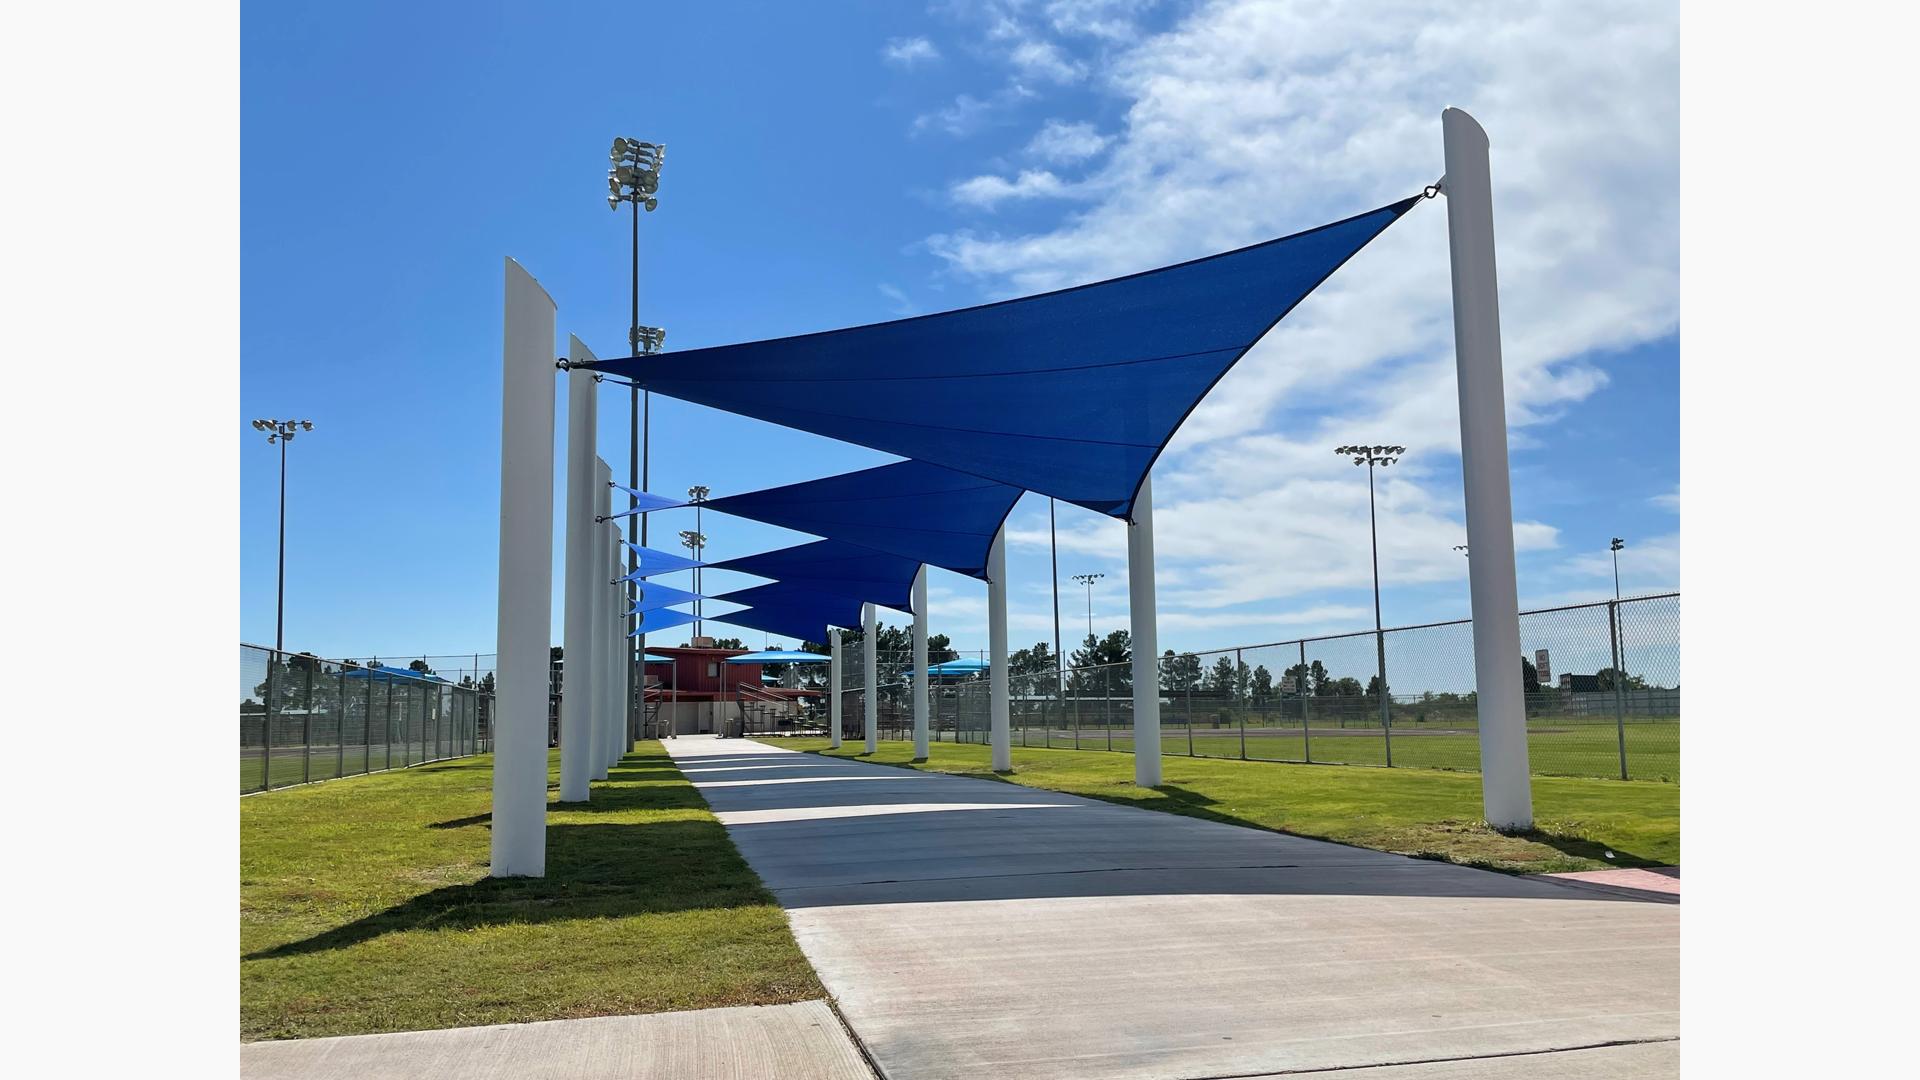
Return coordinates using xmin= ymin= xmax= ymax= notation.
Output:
xmin=641 ymin=642 xmax=820 ymax=735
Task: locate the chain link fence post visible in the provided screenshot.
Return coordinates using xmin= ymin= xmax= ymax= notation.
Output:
xmin=262 ymin=652 xmax=277 ymax=791
xmin=1299 ymin=640 xmax=1312 ymax=764
xmin=1610 ymin=599 xmax=1628 ymax=780
xmin=302 ymin=660 xmax=313 ymax=784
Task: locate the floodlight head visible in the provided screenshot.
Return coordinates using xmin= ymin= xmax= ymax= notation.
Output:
xmin=252 ymin=419 xmax=267 ymax=430
xmin=1611 ymin=537 xmax=1625 ymax=551
xmin=300 ymin=420 xmax=313 ymax=431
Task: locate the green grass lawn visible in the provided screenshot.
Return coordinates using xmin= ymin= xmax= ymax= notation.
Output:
xmin=786 ymin=738 xmax=1677 ymax=875
xmin=240 ymin=742 xmax=821 ymax=1041
xmin=961 ymin=717 xmax=1677 ymax=782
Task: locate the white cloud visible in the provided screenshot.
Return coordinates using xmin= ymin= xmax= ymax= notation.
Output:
xmin=1010 ymin=39 xmax=1087 ymax=83
xmin=923 ymin=0 xmax=1675 ymax=644
xmin=1651 ymin=487 xmax=1679 ymax=512
xmin=912 ymin=85 xmax=1037 ymax=137
xmin=876 ymin=282 xmax=916 ymax=316
xmin=951 ymin=169 xmax=1075 ymax=208
xmin=882 ymin=36 xmax=941 ymax=68
xmin=1027 ymin=119 xmax=1112 ymax=162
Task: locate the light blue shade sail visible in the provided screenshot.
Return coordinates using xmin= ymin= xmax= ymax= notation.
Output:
xmin=707 ymin=538 xmax=921 ymax=612
xmin=703 ymin=460 xmax=1020 ymax=580
xmin=628 ymin=609 xmax=698 ymax=637
xmin=724 ymin=650 xmax=831 ymax=664
xmin=627 ymin=581 xmax=703 ymax=614
xmin=618 ymin=544 xmax=704 ymax=580
xmin=602 ymin=490 xmax=685 ymax=519
xmin=341 ymin=665 xmax=450 ymax=684
xmin=581 ymin=199 xmax=1419 ymax=519
xmin=642 ymin=653 xmax=676 ymax=663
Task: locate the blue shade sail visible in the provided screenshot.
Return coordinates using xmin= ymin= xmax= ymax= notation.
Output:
xmin=724 ymin=650 xmax=830 ymax=664
xmin=581 ymin=199 xmax=1419 ymax=519
xmin=702 ymin=460 xmax=1021 ymax=580
xmin=618 ymin=544 xmax=704 ymax=580
xmin=711 ymin=581 xmax=875 ymax=644
xmin=627 ymin=581 xmax=703 ymax=615
xmin=707 ymin=539 xmax=921 ymax=612
xmin=628 ymin=608 xmax=698 ymax=637
xmin=602 ymin=490 xmax=685 ymax=520
xmin=642 ymin=653 xmax=676 ymax=663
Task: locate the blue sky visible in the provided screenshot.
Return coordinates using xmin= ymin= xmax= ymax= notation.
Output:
xmin=242 ymin=0 xmax=1678 ymax=666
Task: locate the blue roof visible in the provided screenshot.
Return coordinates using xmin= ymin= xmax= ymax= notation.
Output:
xmin=583 ymin=199 xmax=1417 ymax=520
xmin=703 ymin=460 xmax=1020 ymax=580
xmin=724 ymin=650 xmax=831 ymax=664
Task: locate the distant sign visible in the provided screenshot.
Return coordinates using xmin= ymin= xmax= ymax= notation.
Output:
xmin=1535 ymin=648 xmax=1552 ymax=685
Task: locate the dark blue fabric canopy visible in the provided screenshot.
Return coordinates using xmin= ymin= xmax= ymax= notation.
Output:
xmin=702 ymin=460 xmax=1020 ymax=579
xmin=602 ymin=490 xmax=685 ymax=520
xmin=581 ymin=199 xmax=1418 ymax=519
xmin=713 ymin=581 xmax=876 ymax=644
xmin=707 ymin=539 xmax=920 ymax=611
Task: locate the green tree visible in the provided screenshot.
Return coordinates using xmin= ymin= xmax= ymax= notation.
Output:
xmin=1365 ymin=674 xmax=1390 ymax=698
xmin=1071 ymin=630 xmax=1131 ymax=695
xmin=1521 ymin=655 xmax=1541 ymax=693
xmin=1206 ymin=655 xmax=1237 ymax=694
xmin=1250 ymin=664 xmax=1273 ymax=702
xmin=408 ymin=658 xmax=434 ymax=674
xmin=1327 ymin=676 xmax=1363 ymax=697
xmin=1160 ymin=650 xmax=1202 ymax=692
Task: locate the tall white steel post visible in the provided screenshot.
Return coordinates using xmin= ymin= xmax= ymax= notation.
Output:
xmin=590 ymin=462 xmax=613 ymax=783
xmin=609 ymin=523 xmax=628 ymax=768
xmin=1443 ymin=107 xmax=1533 ymax=829
xmin=862 ymin=602 xmax=878 ymax=753
xmin=1129 ymin=475 xmax=1161 ymax=787
xmin=987 ymin=525 xmax=1011 ymax=771
xmin=491 ymin=258 xmax=557 ymax=878
xmin=912 ymin=565 xmax=931 ymax=761
xmin=828 ymin=628 xmax=844 ymax=749
xmin=558 ymin=336 xmax=599 ymax=803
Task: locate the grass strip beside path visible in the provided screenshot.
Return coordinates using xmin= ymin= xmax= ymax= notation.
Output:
xmin=786 ymin=738 xmax=1677 ymax=874
xmin=241 ymin=742 xmax=821 ymax=1041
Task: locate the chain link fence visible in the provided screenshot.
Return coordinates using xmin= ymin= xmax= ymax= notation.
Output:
xmin=240 ymin=644 xmax=494 ymax=794
xmin=843 ymin=594 xmax=1678 ymax=782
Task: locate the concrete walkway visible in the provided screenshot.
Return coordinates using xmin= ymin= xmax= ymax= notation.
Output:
xmin=241 ymin=1000 xmax=874 ymax=1080
xmin=671 ymin=737 xmax=1678 ymax=1080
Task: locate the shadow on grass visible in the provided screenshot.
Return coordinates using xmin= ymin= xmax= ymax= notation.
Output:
xmin=249 ymin=752 xmax=772 ymax=961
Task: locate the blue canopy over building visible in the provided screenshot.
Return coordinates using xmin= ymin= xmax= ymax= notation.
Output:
xmin=580 ymin=199 xmax=1419 ymax=520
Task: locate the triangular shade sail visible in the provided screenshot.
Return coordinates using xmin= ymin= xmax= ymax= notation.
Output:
xmin=619 ymin=544 xmax=704 ymax=579
xmin=702 ymin=460 xmax=1020 ymax=580
xmin=712 ymin=581 xmax=876 ymax=644
xmin=628 ymin=608 xmax=698 ymax=637
xmin=627 ymin=581 xmax=703 ymax=615
xmin=581 ymin=198 xmax=1419 ymax=519
xmin=707 ymin=538 xmax=920 ymax=611
xmin=724 ymin=650 xmax=830 ymax=664
xmin=602 ymin=490 xmax=686 ymax=520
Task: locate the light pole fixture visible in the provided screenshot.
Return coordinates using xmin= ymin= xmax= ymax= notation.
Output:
xmin=1071 ymin=572 xmax=1104 ymax=652
xmin=1453 ymin=544 xmax=1470 ymax=557
xmin=609 ymin=136 xmax=666 ymax=742
xmin=1609 ymin=537 xmax=1625 ymax=600
xmin=1335 ymin=443 xmax=1404 ymax=763
xmin=252 ymin=419 xmax=315 ymax=654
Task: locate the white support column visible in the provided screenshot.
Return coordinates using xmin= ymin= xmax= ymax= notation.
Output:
xmin=610 ymin=523 xmax=628 ymax=767
xmin=828 ymin=628 xmax=843 ymax=749
xmin=987 ymin=525 xmax=1011 ymax=771
xmin=912 ymin=565 xmax=930 ymax=761
xmin=1443 ymin=107 xmax=1533 ymax=829
xmin=490 ymin=258 xmax=556 ymax=878
xmin=862 ymin=602 xmax=878 ymax=753
xmin=558 ymin=336 xmax=598 ymax=803
xmin=590 ymin=462 xmax=613 ymax=783
xmin=1129 ymin=474 xmax=1161 ymax=787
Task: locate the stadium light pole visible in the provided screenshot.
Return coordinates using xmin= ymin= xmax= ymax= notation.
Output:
xmin=1072 ymin=573 xmax=1104 ymax=652
xmin=1335 ymin=443 xmax=1404 ymax=765
xmin=608 ymin=136 xmax=665 ymax=750
xmin=677 ymin=528 xmax=706 ymax=633
xmin=251 ymin=419 xmax=314 ymax=653
xmin=685 ymin=484 xmax=709 ymax=637
xmin=1610 ymin=537 xmax=1625 ymax=600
